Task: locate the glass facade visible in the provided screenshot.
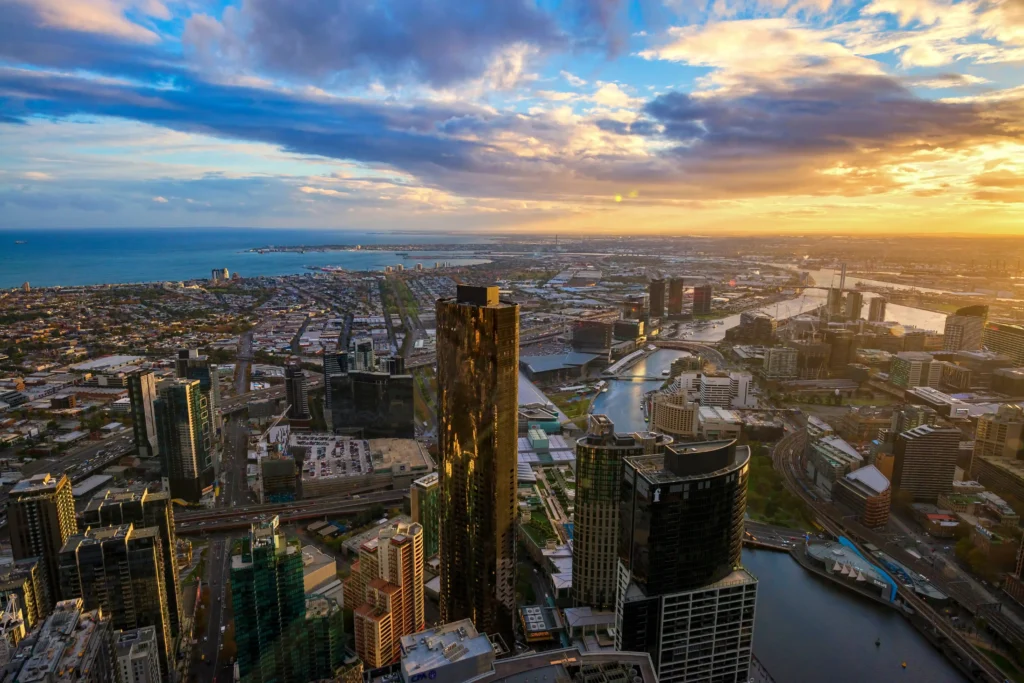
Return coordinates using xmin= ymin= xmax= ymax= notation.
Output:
xmin=128 ymin=370 xmax=159 ymax=458
xmin=436 ymin=285 xmax=519 ymax=648
xmin=154 ymin=379 xmax=212 ymax=503
xmin=573 ymin=415 xmax=671 ymax=610
xmin=328 ymin=357 xmax=415 ymax=439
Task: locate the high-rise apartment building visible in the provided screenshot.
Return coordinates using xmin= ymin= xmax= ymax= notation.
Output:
xmin=893 ymin=425 xmax=960 ymax=502
xmin=692 ymin=283 xmax=713 ymax=316
xmin=285 ymin=358 xmax=310 ymax=420
xmin=944 ymin=305 xmax=988 ymax=352
xmin=667 ymin=278 xmax=684 ymax=317
xmin=826 ymin=329 xmax=857 ymax=371
xmin=116 ymin=626 xmax=162 ymax=683
xmin=649 ymin=278 xmax=665 ymax=319
xmin=291 ymin=596 xmax=347 ymax=682
xmin=616 ymin=440 xmax=757 ymax=683
xmin=0 ymin=559 xmax=45 ymax=630
xmin=127 ymin=370 xmax=159 ymax=458
xmin=573 ymin=416 xmax=671 ymax=610
xmin=409 ymin=473 xmax=439 ymax=559
xmin=891 ymin=352 xmax=941 ymax=389
xmin=328 ymin=355 xmax=415 ymax=438
xmin=436 ymin=285 xmax=519 ymax=648
xmin=81 ymin=486 xmax=181 ymax=636
xmin=231 ymin=516 xmax=305 ymax=682
xmin=1 ymin=599 xmax=118 ymax=683
xmin=58 ymin=524 xmax=173 ymax=677
xmin=322 ymin=350 xmax=347 ymax=419
xmin=8 ymin=474 xmax=76 ymax=614
xmin=974 ymin=404 xmax=1024 ymax=460
xmin=154 ymin=378 xmax=212 ymax=503
xmin=353 ymin=521 xmax=425 ymax=668
xmin=176 ymin=348 xmax=221 ymax=450
xmin=868 ymin=297 xmax=887 ymax=322
xmin=846 ymin=291 xmax=864 ymax=321
xmin=984 ymin=322 xmax=1024 ymax=365
xmin=650 ymin=392 xmax=699 ymax=439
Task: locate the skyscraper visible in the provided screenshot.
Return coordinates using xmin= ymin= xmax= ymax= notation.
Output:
xmin=353 ymin=521 xmax=425 ymax=668
xmin=868 ymin=297 xmax=887 ymax=322
xmin=436 ymin=285 xmax=519 ymax=648
xmin=176 ymin=348 xmax=221 ymax=448
xmin=231 ymin=516 xmax=305 ymax=682
xmin=826 ymin=288 xmax=843 ymax=319
xmin=616 ymin=440 xmax=757 ymax=683
xmin=58 ymin=524 xmax=173 ymax=677
xmin=846 ymin=290 xmax=864 ymax=321
xmin=649 ymin=278 xmax=665 ymax=319
xmin=825 ymin=329 xmax=857 ymax=371
xmin=410 ymin=473 xmax=439 ymax=559
xmin=116 ymin=626 xmax=162 ymax=683
xmin=573 ymin=415 xmax=671 ymax=610
xmin=0 ymin=559 xmax=45 ymax=630
xmin=81 ymin=486 xmax=181 ymax=636
xmin=154 ymin=378 xmax=212 ymax=503
xmin=329 ymin=355 xmax=415 ymax=438
xmin=892 ymin=424 xmax=960 ymax=502
xmin=8 ymin=473 xmax=77 ymax=613
xmin=285 ymin=358 xmax=310 ymax=420
xmin=127 ymin=370 xmax=159 ymax=458
xmin=667 ymin=278 xmax=684 ymax=317
xmin=973 ymin=404 xmax=1024 ymax=460
xmin=944 ymin=305 xmax=988 ymax=351
xmin=983 ymin=322 xmax=1024 ymax=365
xmin=1 ymin=599 xmax=119 ymax=683
xmin=692 ymin=283 xmax=713 ymax=316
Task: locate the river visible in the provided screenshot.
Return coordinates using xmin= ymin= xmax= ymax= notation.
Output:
xmin=590 ymin=351 xmax=967 ymax=681
xmin=744 ymin=549 xmax=966 ymax=682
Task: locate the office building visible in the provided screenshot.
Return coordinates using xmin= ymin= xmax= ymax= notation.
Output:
xmin=984 ymin=322 xmax=1024 ymax=365
xmin=328 ymin=356 xmax=415 ymax=439
xmin=944 ymin=305 xmax=988 ymax=352
xmin=893 ymin=425 xmax=960 ymax=502
xmin=1 ymin=599 xmax=118 ymax=683
xmin=787 ymin=340 xmax=831 ymax=379
xmin=762 ymin=347 xmax=798 ymax=379
xmin=285 ymin=358 xmax=310 ymax=420
xmin=993 ymin=367 xmax=1024 ymax=396
xmin=8 ymin=474 xmax=76 ymax=614
xmin=868 ymin=297 xmax=887 ymax=322
xmin=974 ymin=405 xmax=1024 ymax=460
xmin=667 ymin=278 xmax=684 ymax=317
xmin=806 ymin=435 xmax=863 ymax=493
xmin=0 ymin=560 xmax=44 ymax=631
xmin=351 ymin=337 xmax=375 ymax=371
xmin=127 ymin=370 xmax=159 ymax=458
xmin=650 ymin=393 xmax=698 ymax=439
xmin=573 ymin=416 xmax=672 ymax=611
xmin=436 ymin=285 xmax=519 ymax=648
xmin=622 ymin=294 xmax=648 ymax=321
xmin=58 ymin=524 xmax=172 ymax=677
xmin=890 ymin=404 xmax=939 ymax=438
xmin=410 ymin=473 xmax=439 ymax=559
xmin=116 ymin=626 xmax=161 ymax=683
xmin=616 ymin=440 xmax=757 ymax=683
xmin=290 ymin=595 xmax=346 ymax=682
xmin=826 ymin=329 xmax=857 ymax=371
xmin=353 ymin=522 xmax=425 ymax=668
xmin=728 ymin=311 xmax=776 ymax=345
xmin=81 ymin=486 xmax=181 ymax=637
xmin=398 ymin=619 xmax=496 ymax=683
xmin=649 ymin=279 xmax=665 ymax=318
xmin=571 ymin=321 xmax=614 ymax=355
xmin=322 ymin=350 xmax=347 ymax=419
xmin=846 ymin=291 xmax=864 ymax=321
xmin=827 ymin=288 xmax=844 ymax=319
xmin=692 ymin=283 xmax=713 ymax=316
xmin=154 ymin=379 xmax=212 ymax=503
xmin=231 ymin=517 xmax=304 ymax=682
xmin=835 ymin=466 xmax=892 ymax=528
xmin=891 ymin=352 xmax=941 ymax=388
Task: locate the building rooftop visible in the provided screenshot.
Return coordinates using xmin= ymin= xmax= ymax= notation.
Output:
xmin=11 ymin=473 xmax=66 ymax=497
xmin=626 ymin=440 xmax=750 ymax=484
xmin=464 ymin=645 xmax=657 ymax=683
xmin=8 ymin=599 xmax=109 ymax=683
xmin=399 ymin=619 xmax=495 ymax=679
xmin=412 ymin=472 xmax=438 ymax=489
xmin=844 ymin=465 xmax=890 ymax=494
xmin=519 ymin=352 xmax=602 ymax=374
xmin=69 ymin=355 xmax=143 ymax=372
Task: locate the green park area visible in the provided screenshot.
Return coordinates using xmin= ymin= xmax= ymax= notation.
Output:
xmin=547 ymin=390 xmax=591 ymax=426
xmin=746 ymin=444 xmax=815 ymax=530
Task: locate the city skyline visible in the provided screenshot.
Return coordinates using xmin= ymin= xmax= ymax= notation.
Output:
xmin=0 ymin=1 xmax=1022 ymax=234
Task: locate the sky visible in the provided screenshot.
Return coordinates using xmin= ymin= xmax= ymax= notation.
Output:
xmin=1 ymin=0 xmax=1023 ymax=234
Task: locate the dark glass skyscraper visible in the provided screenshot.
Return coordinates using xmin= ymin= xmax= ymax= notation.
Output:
xmin=285 ymin=358 xmax=310 ymax=420
xmin=573 ymin=415 xmax=671 ymax=610
xmin=667 ymin=278 xmax=684 ymax=316
xmin=154 ymin=378 xmax=213 ymax=503
xmin=692 ymin=283 xmax=713 ymax=316
xmin=128 ymin=369 xmax=159 ymax=458
xmin=436 ymin=285 xmax=519 ymax=648
xmin=328 ymin=355 xmax=415 ymax=438
xmin=648 ymin=279 xmax=666 ymax=319
xmin=616 ymin=439 xmax=757 ymax=683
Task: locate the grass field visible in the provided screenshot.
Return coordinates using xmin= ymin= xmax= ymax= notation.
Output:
xmin=746 ymin=447 xmax=816 ymax=530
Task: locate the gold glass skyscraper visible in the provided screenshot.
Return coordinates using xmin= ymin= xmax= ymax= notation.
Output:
xmin=436 ymin=285 xmax=519 ymax=648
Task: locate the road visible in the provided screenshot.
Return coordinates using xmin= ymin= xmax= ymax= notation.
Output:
xmin=234 ymin=330 xmax=253 ymax=396
xmin=195 ymin=537 xmax=235 ymax=683
xmin=218 ymin=377 xmax=323 ymax=414
xmin=219 ymin=420 xmax=251 ymax=508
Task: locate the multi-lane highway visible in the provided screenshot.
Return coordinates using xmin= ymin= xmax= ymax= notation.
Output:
xmin=195 ymin=538 xmax=234 ymax=683
xmin=218 ymin=376 xmax=323 ymax=415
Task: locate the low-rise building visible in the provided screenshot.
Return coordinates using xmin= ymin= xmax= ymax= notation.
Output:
xmin=832 ymin=465 xmax=891 ymax=528
xmin=806 ymin=435 xmax=863 ymax=493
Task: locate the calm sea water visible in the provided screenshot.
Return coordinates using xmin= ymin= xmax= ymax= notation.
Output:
xmin=0 ymin=228 xmax=492 ymax=288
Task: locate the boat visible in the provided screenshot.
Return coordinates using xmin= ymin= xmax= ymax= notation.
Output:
xmin=14 ymin=240 xmax=25 ymax=245
xmin=901 ymin=662 xmax=906 ymax=669
xmin=601 ymin=387 xmax=608 ymax=393
xmin=661 ymin=370 xmax=670 ymax=376
xmin=875 ymin=638 xmax=880 ymax=647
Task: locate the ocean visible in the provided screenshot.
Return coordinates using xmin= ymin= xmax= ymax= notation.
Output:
xmin=0 ymin=228 xmax=493 ymax=288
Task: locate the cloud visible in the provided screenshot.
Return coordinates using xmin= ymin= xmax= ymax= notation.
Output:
xmin=4 ymin=0 xmax=164 ymax=43
xmin=590 ymin=82 xmax=637 ymax=108
xmin=561 ymin=70 xmax=588 ymax=87
xmin=152 ymin=195 xmax=168 ymax=202
xmin=22 ymin=171 xmax=53 ymax=180
xmin=183 ymin=0 xmax=561 ymax=88
xmin=909 ymin=73 xmax=990 ymax=88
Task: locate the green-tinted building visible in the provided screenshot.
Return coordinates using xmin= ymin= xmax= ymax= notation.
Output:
xmin=572 ymin=414 xmax=672 ymax=610
xmin=154 ymin=378 xmax=213 ymax=503
xmin=288 ymin=596 xmax=346 ymax=681
xmin=231 ymin=516 xmax=305 ymax=683
xmin=81 ymin=485 xmax=182 ymax=636
xmin=410 ymin=472 xmax=439 ymax=558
